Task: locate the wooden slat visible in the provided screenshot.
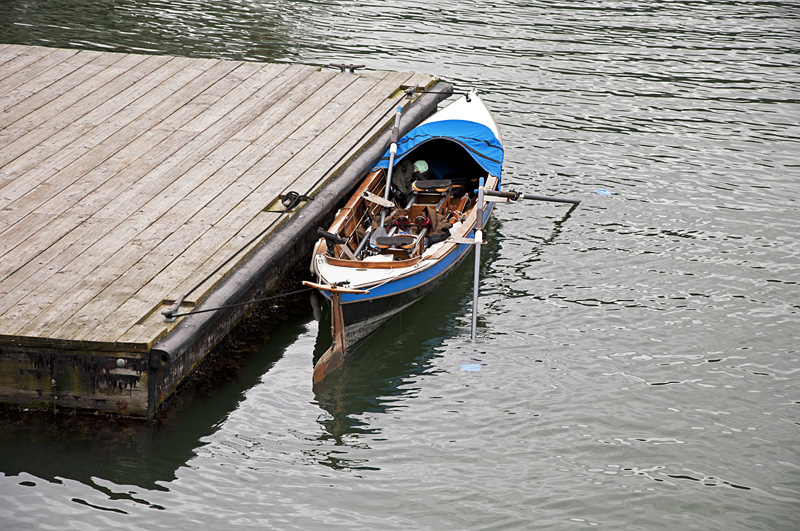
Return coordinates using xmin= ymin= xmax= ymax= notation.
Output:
xmin=0 ymin=45 xmax=438 ymax=353
xmin=0 ymin=217 xmax=111 ymax=317
xmin=0 ymin=57 xmax=217 ymax=226
xmin=0 ymin=59 xmax=231 ymax=244
xmin=275 ymin=71 xmax=423 ymax=195
xmin=0 ymin=44 xmax=27 ymax=72
xmin=0 ymin=131 xmax=196 ymax=296
xmin=41 ymin=68 xmax=234 ymax=218
xmin=81 ymin=72 xmax=403 ymax=342
xmin=32 ymin=61 xmax=268 ymax=221
xmin=51 ymin=220 xmax=217 ymax=341
xmin=114 ymin=211 xmax=287 ymax=346
xmin=0 ymin=46 xmax=59 ymax=87
xmin=163 ymin=211 xmax=289 ymax=306
xmin=89 ymin=71 xmax=423 ymax=343
xmin=0 ymin=53 xmax=156 ymax=198
xmin=191 ymin=71 xmax=369 ymax=229
xmin=89 ymin=65 xmax=318 ymax=225
xmin=206 ymin=72 xmax=409 ymax=234
xmin=0 ymin=51 xmax=122 ymax=139
xmin=0 ymin=211 xmax=151 ymax=337
xmin=0 ymin=49 xmax=100 ymax=113
xmin=135 ymin=70 xmax=408 ymax=307
xmin=65 ymin=59 xmax=265 ymax=220
xmin=65 ymin=70 xmax=352 ymax=340
xmin=2 ymin=65 xmax=317 ymax=333
xmin=0 ymin=52 xmax=148 ymax=151
xmin=0 ymin=51 xmax=127 ymax=192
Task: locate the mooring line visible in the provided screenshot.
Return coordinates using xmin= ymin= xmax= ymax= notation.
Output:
xmin=166 ymin=287 xmax=314 ymax=319
xmin=162 ymin=207 xmax=299 ymax=321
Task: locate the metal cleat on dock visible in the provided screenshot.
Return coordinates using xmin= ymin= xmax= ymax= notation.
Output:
xmin=329 ymin=63 xmax=365 ymax=73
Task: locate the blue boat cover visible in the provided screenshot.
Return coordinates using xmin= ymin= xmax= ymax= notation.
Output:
xmin=374 ymin=119 xmax=504 ymax=179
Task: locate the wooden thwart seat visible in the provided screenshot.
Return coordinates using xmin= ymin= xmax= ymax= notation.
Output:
xmin=374 ymin=235 xmax=416 ymax=250
xmin=413 ymin=179 xmax=452 ymax=193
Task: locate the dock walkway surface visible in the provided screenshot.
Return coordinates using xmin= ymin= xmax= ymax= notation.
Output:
xmin=0 ymin=44 xmax=447 ymax=416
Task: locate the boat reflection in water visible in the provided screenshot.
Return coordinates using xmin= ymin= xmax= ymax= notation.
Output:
xmin=310 ymin=227 xmax=500 ymax=467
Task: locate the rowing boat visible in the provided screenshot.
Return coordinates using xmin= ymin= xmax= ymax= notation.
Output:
xmin=305 ymin=89 xmax=504 ymax=385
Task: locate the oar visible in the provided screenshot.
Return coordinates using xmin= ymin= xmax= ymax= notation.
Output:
xmin=470 ymin=178 xmax=486 ymax=344
xmin=470 ymin=184 xmax=581 ymax=344
xmin=483 ymin=189 xmax=581 ymax=205
xmin=371 ymin=105 xmax=403 ymax=245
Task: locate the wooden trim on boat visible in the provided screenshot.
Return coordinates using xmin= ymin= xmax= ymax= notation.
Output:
xmin=324 ymin=255 xmax=422 ymax=269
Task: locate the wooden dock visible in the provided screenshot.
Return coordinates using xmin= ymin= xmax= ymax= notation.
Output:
xmin=0 ymin=44 xmax=450 ymax=416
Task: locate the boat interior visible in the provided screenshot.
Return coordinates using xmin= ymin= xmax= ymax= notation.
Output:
xmin=320 ymin=139 xmax=490 ymax=266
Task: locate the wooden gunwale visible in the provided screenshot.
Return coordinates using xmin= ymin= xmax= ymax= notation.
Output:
xmin=324 ymin=254 xmax=423 ymax=269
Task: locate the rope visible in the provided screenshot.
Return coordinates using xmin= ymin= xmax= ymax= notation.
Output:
xmin=166 ymin=287 xmax=314 ymax=319
xmin=161 ymin=206 xmax=299 ymax=319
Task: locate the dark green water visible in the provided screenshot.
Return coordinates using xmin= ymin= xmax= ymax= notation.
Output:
xmin=1 ymin=1 xmax=799 ymax=529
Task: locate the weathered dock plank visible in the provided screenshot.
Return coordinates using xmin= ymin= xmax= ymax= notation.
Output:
xmin=5 ymin=62 xmax=279 ymax=254
xmin=0 ymin=46 xmax=71 ymax=90
xmin=0 ymin=61 xmax=164 ymax=210
xmin=0 ymin=49 xmax=100 ymax=112
xmin=4 ymin=56 xmax=184 ymax=212
xmin=0 ymin=44 xmax=449 ymax=416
